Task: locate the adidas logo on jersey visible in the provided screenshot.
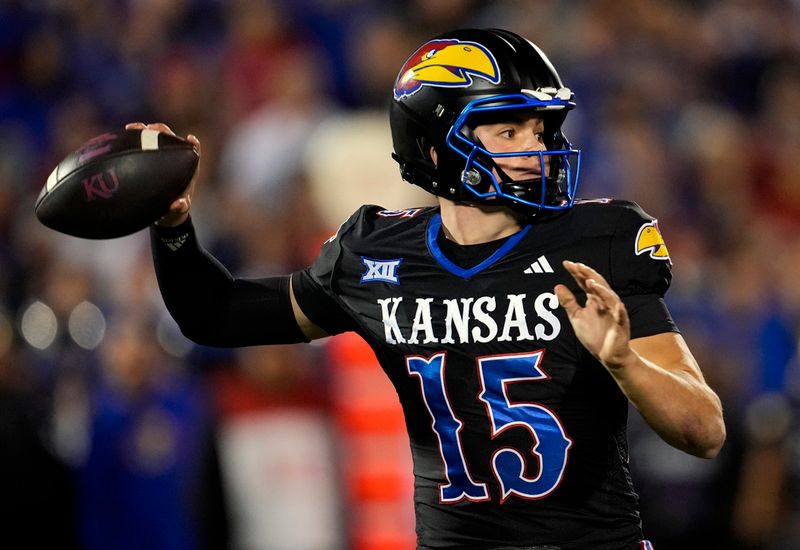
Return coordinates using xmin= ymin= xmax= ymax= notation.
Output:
xmin=524 ymin=255 xmax=554 ymax=274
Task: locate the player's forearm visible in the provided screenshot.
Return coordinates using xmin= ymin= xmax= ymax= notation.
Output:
xmin=151 ymin=218 xmax=233 ymax=341
xmin=609 ymin=349 xmax=725 ymax=459
xmin=150 ymin=220 xmax=308 ymax=347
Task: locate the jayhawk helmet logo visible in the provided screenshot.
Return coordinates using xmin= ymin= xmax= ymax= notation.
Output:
xmin=393 ymin=39 xmax=501 ymax=99
xmin=635 ymin=221 xmax=670 ymax=261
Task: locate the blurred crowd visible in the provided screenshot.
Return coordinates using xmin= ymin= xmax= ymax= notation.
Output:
xmin=1 ymin=0 xmax=799 ymax=549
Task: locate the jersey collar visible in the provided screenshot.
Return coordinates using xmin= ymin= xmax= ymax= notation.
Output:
xmin=426 ymin=213 xmax=531 ymax=279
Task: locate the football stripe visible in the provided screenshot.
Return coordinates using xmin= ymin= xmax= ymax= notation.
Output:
xmin=46 ymin=166 xmax=59 ymax=192
xmin=140 ymin=129 xmax=160 ymax=151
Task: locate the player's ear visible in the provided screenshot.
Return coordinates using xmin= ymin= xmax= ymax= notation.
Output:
xmin=430 ymin=146 xmax=438 ymax=166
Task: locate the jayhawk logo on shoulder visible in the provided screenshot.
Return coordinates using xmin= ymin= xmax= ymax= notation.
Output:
xmin=393 ymin=39 xmax=501 ymax=99
xmin=635 ymin=221 xmax=670 ymax=261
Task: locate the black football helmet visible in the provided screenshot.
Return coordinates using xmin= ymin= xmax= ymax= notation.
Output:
xmin=390 ymin=28 xmax=581 ymax=213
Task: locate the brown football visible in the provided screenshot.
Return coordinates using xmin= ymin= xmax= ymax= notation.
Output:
xmin=35 ymin=128 xmax=198 ymax=239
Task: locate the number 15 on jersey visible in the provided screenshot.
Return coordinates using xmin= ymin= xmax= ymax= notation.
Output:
xmin=407 ymin=350 xmax=573 ymax=503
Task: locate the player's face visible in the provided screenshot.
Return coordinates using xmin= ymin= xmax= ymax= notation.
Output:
xmin=472 ymin=113 xmax=549 ymax=181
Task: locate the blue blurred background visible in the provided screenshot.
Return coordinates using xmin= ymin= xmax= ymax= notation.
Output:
xmin=1 ymin=1 xmax=799 ymax=549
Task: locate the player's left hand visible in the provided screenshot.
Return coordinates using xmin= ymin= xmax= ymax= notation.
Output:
xmin=554 ymin=261 xmax=633 ymax=371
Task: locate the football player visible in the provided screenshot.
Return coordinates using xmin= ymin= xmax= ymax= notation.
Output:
xmin=135 ymin=28 xmax=725 ymax=550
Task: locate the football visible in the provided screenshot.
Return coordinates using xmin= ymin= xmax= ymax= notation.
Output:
xmin=35 ymin=128 xmax=199 ymax=239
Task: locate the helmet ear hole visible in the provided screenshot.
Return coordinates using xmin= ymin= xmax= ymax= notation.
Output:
xmin=417 ymin=137 xmax=434 ymax=163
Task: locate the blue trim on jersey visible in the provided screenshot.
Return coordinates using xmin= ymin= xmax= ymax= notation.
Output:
xmin=426 ymin=213 xmax=531 ymax=279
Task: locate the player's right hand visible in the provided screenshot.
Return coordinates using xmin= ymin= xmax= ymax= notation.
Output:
xmin=555 ymin=260 xmax=632 ymax=371
xmin=125 ymin=121 xmax=200 ymax=227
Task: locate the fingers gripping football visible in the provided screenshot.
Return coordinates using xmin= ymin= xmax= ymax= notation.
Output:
xmin=554 ymin=260 xmax=631 ymax=370
xmin=36 ymin=123 xmax=199 ymax=239
xmin=125 ymin=122 xmax=201 ymax=228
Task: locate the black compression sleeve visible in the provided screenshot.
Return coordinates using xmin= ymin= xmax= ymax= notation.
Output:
xmin=150 ymin=219 xmax=309 ymax=347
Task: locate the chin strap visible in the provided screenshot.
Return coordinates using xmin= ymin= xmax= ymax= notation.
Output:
xmin=490 ymin=155 xmax=571 ymax=209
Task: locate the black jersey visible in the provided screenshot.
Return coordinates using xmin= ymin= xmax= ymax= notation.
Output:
xmin=292 ymin=200 xmax=677 ymax=550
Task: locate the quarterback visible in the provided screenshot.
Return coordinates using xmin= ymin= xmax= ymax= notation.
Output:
xmin=135 ymin=28 xmax=725 ymax=550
